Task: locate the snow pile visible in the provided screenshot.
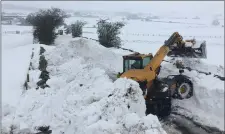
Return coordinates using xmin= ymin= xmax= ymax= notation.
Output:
xmin=174 ymin=72 xmax=224 ymax=130
xmin=2 ymin=38 xmax=166 ymax=134
xmin=172 ymin=57 xmax=224 ymax=76
xmin=160 ymin=58 xmax=224 ymax=130
xmin=64 ymin=79 xmax=166 ymax=134
xmin=50 ymin=37 xmax=124 ymax=75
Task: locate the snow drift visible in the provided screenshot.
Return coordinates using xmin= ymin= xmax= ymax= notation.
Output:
xmin=2 ymin=38 xmax=166 ymax=134
xmin=159 ymin=58 xmax=224 ymax=130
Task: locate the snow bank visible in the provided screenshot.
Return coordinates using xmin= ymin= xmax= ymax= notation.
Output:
xmin=2 ymin=37 xmax=166 ymax=134
xmin=159 ymin=59 xmax=224 ymax=130
xmin=64 ymin=79 xmax=166 ymax=134
xmin=53 ymin=36 xmax=126 ymax=79
xmin=172 ymin=57 xmax=224 ymax=76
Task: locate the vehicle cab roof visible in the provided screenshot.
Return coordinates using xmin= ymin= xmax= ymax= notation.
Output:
xmin=123 ymin=52 xmax=153 ymax=60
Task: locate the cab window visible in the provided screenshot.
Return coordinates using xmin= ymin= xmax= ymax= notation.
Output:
xmin=124 ymin=59 xmax=141 ymax=72
xmin=143 ymin=57 xmax=151 ymax=67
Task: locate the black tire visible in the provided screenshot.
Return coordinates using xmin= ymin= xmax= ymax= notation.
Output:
xmin=174 ymin=77 xmax=193 ymax=99
xmin=159 ymin=98 xmax=171 ymax=117
xmin=145 ymin=101 xmax=157 ymax=116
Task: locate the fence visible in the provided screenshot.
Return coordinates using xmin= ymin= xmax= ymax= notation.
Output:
xmin=82 ymin=31 xmax=223 ymax=39
xmin=2 ymin=30 xmax=223 ymax=39
xmin=2 ymin=30 xmax=32 ymax=35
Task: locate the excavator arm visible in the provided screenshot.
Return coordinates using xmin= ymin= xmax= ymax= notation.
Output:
xmin=120 ymin=32 xmax=206 ymax=90
xmin=143 ymin=32 xmax=184 ymax=98
xmin=119 ymin=32 xmax=206 ymax=117
xmin=144 ymin=32 xmax=183 ymax=73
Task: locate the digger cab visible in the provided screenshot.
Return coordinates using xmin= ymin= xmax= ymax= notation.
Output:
xmin=122 ymin=52 xmax=153 ymax=72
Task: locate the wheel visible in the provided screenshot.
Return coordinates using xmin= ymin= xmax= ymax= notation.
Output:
xmin=158 ymin=98 xmax=171 ymax=117
xmin=175 ymin=78 xmax=193 ymax=99
xmin=145 ymin=101 xmax=156 ymax=116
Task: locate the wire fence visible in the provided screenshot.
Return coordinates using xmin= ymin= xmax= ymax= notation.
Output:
xmin=2 ymin=30 xmax=32 ymax=35
xmin=2 ymin=30 xmax=223 ymax=39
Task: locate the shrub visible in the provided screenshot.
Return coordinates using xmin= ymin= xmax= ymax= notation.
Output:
xmin=97 ymin=19 xmax=125 ymax=48
xmin=26 ymin=8 xmax=66 ymax=45
xmin=71 ymin=20 xmax=87 ymax=38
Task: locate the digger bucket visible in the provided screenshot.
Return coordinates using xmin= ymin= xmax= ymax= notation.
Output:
xmin=167 ymin=41 xmax=207 ymax=59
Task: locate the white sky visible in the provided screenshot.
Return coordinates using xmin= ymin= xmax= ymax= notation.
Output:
xmin=3 ymin=1 xmax=224 ymax=16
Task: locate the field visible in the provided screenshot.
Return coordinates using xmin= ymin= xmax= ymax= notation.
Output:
xmin=2 ymin=16 xmax=224 ymax=134
xmin=71 ymin=16 xmax=224 ymax=66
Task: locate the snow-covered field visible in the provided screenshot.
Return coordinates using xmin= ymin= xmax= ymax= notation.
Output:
xmin=2 ymin=16 xmax=224 ymax=133
xmin=72 ymin=16 xmax=224 ymax=66
xmin=2 ymin=29 xmax=33 ymax=108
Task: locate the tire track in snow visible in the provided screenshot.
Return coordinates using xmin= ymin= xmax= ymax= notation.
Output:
xmin=161 ymin=112 xmax=225 ymax=134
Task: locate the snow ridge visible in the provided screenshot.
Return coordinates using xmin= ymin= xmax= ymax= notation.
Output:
xmin=2 ymin=38 xmax=166 ymax=134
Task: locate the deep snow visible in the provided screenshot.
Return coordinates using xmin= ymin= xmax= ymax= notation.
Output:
xmin=2 ymin=45 xmax=33 ymax=107
xmin=2 ymin=32 xmax=34 ymax=107
xmin=159 ymin=58 xmax=224 ymax=130
xmin=2 ymin=37 xmax=166 ymax=134
xmin=2 ymin=15 xmax=224 ymax=133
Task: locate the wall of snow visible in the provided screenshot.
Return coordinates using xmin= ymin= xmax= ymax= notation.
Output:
xmin=2 ymin=38 xmax=166 ymax=134
xmin=159 ymin=58 xmax=224 ymax=131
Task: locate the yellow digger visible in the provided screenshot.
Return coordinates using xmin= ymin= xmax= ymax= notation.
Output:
xmin=117 ymin=32 xmax=207 ymax=117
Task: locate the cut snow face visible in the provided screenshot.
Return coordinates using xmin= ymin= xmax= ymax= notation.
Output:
xmin=2 ymin=37 xmax=166 ymax=134
xmin=64 ymin=79 xmax=166 ymax=134
xmin=159 ymin=58 xmax=224 ymax=130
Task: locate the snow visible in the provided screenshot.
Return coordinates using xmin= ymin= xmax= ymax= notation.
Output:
xmin=2 ymin=34 xmax=33 ymax=50
xmin=75 ymin=17 xmax=224 ymax=131
xmin=159 ymin=59 xmax=224 ymax=130
xmin=2 ymin=15 xmax=224 ymax=133
xmin=2 ymin=32 xmax=34 ymax=107
xmin=2 ymin=25 xmax=32 ymax=35
xmin=2 ymin=37 xmax=166 ymax=134
xmin=2 ymin=45 xmax=33 ymax=107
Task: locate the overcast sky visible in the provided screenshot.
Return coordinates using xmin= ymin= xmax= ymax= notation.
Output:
xmin=3 ymin=1 xmax=224 ymax=16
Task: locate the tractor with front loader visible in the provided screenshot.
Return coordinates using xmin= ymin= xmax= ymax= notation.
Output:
xmin=117 ymin=32 xmax=207 ymax=117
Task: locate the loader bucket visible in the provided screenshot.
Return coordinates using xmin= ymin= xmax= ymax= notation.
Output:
xmin=167 ymin=41 xmax=207 ymax=58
